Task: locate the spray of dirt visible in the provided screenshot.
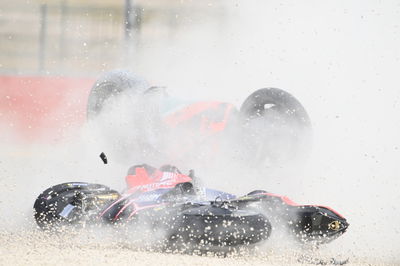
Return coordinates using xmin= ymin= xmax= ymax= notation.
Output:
xmin=131 ymin=0 xmax=400 ymax=262
xmin=134 ymin=1 xmax=400 ymax=262
xmin=1 ymin=0 xmax=400 ymax=265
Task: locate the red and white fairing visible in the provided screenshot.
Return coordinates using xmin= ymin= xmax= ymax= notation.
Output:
xmin=100 ymin=165 xmax=193 ymax=222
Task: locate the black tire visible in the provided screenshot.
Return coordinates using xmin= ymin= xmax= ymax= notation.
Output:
xmin=240 ymin=87 xmax=310 ymax=127
xmin=33 ymin=182 xmax=119 ymax=230
xmin=87 ymin=70 xmax=150 ymax=120
xmin=168 ymin=205 xmax=271 ymax=250
xmin=240 ymin=88 xmax=312 ymax=165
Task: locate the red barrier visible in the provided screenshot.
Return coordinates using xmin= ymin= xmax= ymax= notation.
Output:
xmin=0 ymin=75 xmax=94 ymax=141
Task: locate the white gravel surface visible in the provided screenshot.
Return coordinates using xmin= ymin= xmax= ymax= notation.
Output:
xmin=2 ymin=0 xmax=400 ymax=265
xmin=1 ymin=230 xmax=396 ymax=266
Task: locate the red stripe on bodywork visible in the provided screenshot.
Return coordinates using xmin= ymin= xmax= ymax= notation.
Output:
xmin=164 ymin=101 xmax=221 ymax=127
xmin=263 ymin=192 xmax=345 ymax=218
xmin=127 ymin=203 xmax=166 ymax=219
xmin=113 ymin=200 xmax=136 ymax=221
xmin=264 ymin=192 xmax=301 ymax=206
xmin=99 ymin=193 xmax=132 ymax=218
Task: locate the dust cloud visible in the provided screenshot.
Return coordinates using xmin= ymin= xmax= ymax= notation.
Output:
xmin=136 ymin=0 xmax=400 ymax=261
xmin=1 ymin=0 xmax=400 ymax=265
